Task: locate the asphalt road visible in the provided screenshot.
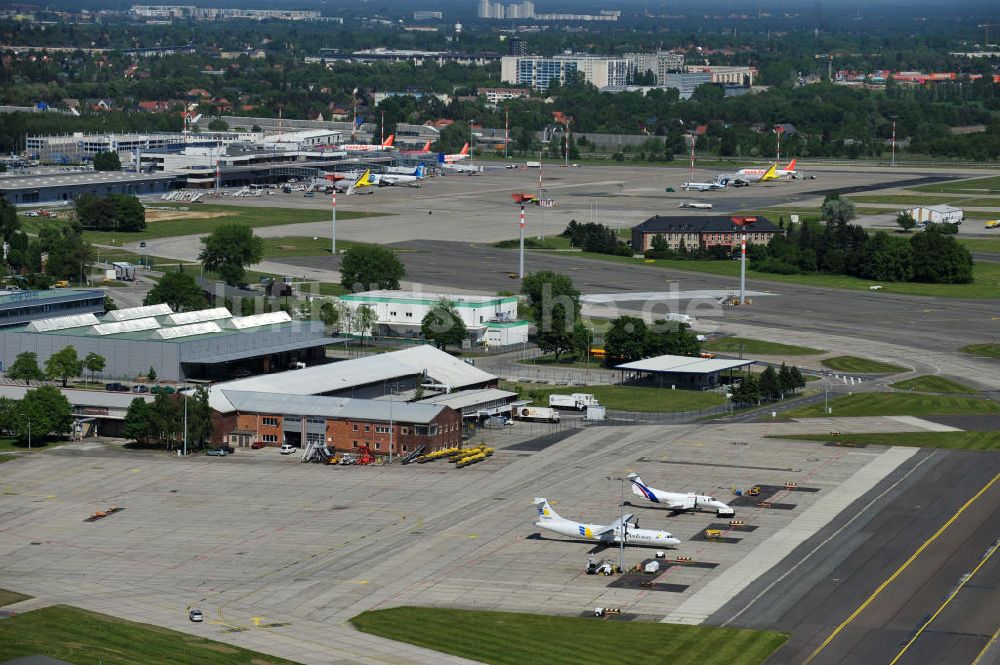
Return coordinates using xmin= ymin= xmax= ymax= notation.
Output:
xmin=278 ymin=239 xmax=1000 ymax=354
xmin=710 ymin=450 xmax=1000 ymax=665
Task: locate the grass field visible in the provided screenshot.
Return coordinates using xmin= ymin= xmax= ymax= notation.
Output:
xmin=848 ymin=194 xmax=961 ymax=206
xmin=961 ymin=343 xmax=1000 ymax=359
xmin=0 ymin=437 xmax=69 ymax=453
xmin=912 ymin=175 xmax=1000 ymax=194
xmin=351 ymin=607 xmax=787 ymax=665
xmin=891 ymin=375 xmax=976 ymax=394
xmin=25 ymin=204 xmax=386 ymax=247
xmin=958 ymin=237 xmax=1000 ymax=254
xmin=0 ymin=589 xmax=31 ymax=606
xmin=503 ymin=382 xmax=727 ymax=413
xmin=770 ymin=431 xmax=1000 ymax=451
xmin=820 ymin=356 xmax=909 ymax=374
xmin=784 ymin=392 xmax=1000 ymax=418
xmin=0 ymin=605 xmax=298 ymax=665
xmin=703 ymin=337 xmax=824 ymax=356
xmin=952 ymin=197 xmax=1000 ymax=209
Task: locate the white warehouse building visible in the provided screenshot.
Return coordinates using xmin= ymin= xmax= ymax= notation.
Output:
xmin=907 ymin=205 xmax=964 ymax=225
xmin=340 ymin=291 xmax=530 ymax=347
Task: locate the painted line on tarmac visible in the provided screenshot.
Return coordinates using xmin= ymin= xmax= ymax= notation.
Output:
xmin=721 ymin=450 xmax=936 ymax=627
xmin=971 ymin=625 xmax=1000 ymax=665
xmin=889 ymin=539 xmax=999 ymax=665
xmin=803 ymin=469 xmax=1000 ymax=665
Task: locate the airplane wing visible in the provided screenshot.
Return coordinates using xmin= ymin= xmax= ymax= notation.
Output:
xmin=608 ymin=513 xmax=635 ymax=529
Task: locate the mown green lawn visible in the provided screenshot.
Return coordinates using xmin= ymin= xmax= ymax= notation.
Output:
xmin=770 ymin=431 xmax=1000 ymax=451
xmin=961 ymin=343 xmax=1000 ymax=359
xmin=703 ymin=336 xmax=824 ymax=356
xmin=952 ymin=197 xmax=1000 ymax=209
xmin=784 ymin=393 xmax=1000 ymax=418
xmin=958 ymin=237 xmax=1000 ymax=254
xmin=23 ymin=204 xmax=386 ymax=246
xmin=0 ymin=437 xmax=69 ymax=453
xmin=503 ymin=382 xmax=727 ymax=413
xmin=891 ymin=375 xmax=976 ymax=394
xmin=0 ymin=605 xmax=299 ymax=665
xmin=821 ymin=356 xmax=909 ymax=374
xmin=351 ymin=607 xmax=787 ymax=665
xmin=260 ymin=236 xmax=374 ymax=259
xmin=0 ymin=589 xmax=31 ymax=606
xmin=912 ymin=175 xmax=1000 ymax=194
xmin=847 ymin=194 xmax=961 ymax=206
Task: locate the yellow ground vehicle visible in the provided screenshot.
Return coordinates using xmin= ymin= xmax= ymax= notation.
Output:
xmin=985 ymin=219 xmax=1000 ymax=229
xmin=54 ymin=280 xmax=69 ymax=288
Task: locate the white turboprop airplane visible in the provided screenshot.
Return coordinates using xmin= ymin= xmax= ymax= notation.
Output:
xmin=373 ymin=164 xmax=425 ymax=186
xmin=739 ymin=159 xmax=797 ymax=179
xmin=627 ymin=473 xmax=735 ymax=517
xmin=533 ymin=498 xmax=681 ymax=548
xmin=679 ymin=202 xmax=713 ymax=209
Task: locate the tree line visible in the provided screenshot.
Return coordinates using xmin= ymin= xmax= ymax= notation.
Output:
xmin=123 ymin=388 xmax=213 ymax=449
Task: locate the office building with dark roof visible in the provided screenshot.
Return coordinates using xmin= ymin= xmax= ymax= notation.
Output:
xmin=631 ymin=215 xmax=783 ymax=253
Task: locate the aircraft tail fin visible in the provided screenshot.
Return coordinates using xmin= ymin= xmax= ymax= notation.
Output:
xmin=760 ymin=162 xmax=778 ymax=181
xmin=415 ymin=164 xmax=425 ymax=178
xmin=534 ymin=498 xmax=560 ymax=521
xmin=382 ymin=134 xmax=395 ymax=148
xmin=355 ymin=169 xmax=373 ymax=187
xmin=628 ymin=474 xmax=658 ymax=502
xmin=437 ymin=152 xmax=446 ymax=164
xmin=785 ymin=159 xmax=796 ymax=171
xmin=460 ymin=142 xmax=469 ymax=155
xmin=421 ymin=140 xmax=432 ymax=152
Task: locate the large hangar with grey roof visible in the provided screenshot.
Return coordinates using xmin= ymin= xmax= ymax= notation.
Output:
xmin=0 ymin=304 xmax=328 ymax=381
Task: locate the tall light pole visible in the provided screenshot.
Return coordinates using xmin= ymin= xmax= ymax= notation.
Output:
xmin=183 ymin=394 xmax=188 ymax=456
xmin=890 ymin=116 xmax=897 ymax=167
xmin=504 ymin=105 xmax=509 ymax=159
xmin=331 ymin=191 xmax=337 ymax=255
xmin=688 ymin=131 xmax=696 ymax=182
xmin=607 ymin=475 xmax=626 ymax=573
xmin=739 ymin=233 xmax=747 ymax=305
xmin=518 ymin=205 xmax=525 ymax=279
xmin=26 ymin=416 xmax=31 ymax=452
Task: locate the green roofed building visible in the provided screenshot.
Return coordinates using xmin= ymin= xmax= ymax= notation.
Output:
xmin=340 ymin=290 xmax=529 ymax=346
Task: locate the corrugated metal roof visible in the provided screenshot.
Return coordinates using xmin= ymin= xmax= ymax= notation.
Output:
xmin=210 ymin=345 xmax=495 ymax=402
xmin=104 ymin=303 xmax=172 ymax=322
xmin=418 ymin=388 xmax=517 ymax=410
xmin=616 ymin=354 xmax=754 ymax=374
xmin=220 ymin=390 xmax=446 ymax=423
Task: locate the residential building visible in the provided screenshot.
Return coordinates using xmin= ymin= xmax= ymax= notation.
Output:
xmin=508 ymin=36 xmax=527 ymax=56
xmin=501 ymin=54 xmax=630 ymax=91
xmin=661 ymin=72 xmax=712 ymax=99
xmin=686 ymin=65 xmax=757 ymax=86
xmin=413 ymin=10 xmax=443 ymax=20
xmin=477 ymin=87 xmax=531 ymax=103
xmin=624 ymin=51 xmax=685 ymax=83
xmin=631 ymin=215 xmax=783 ymax=253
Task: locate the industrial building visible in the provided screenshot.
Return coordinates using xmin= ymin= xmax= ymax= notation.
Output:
xmin=907 ymin=205 xmax=964 ymax=225
xmin=339 ymin=290 xmax=530 ymax=347
xmin=0 ymin=170 xmax=176 ymax=205
xmin=0 ymin=289 xmax=105 ymax=329
xmin=209 ymin=345 xmax=517 ymax=451
xmin=631 ymin=215 xmax=783 ymax=253
xmin=616 ymin=354 xmax=756 ymax=389
xmin=0 ymin=384 xmax=153 ymax=438
xmin=0 ymin=306 xmax=327 ymax=381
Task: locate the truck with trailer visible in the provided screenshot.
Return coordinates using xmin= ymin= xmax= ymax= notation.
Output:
xmin=549 ymin=393 xmax=600 ymax=411
xmin=514 ymin=406 xmax=560 ymax=423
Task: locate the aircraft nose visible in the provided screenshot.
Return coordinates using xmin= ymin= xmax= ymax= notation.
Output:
xmin=668 ymin=537 xmax=681 ymax=547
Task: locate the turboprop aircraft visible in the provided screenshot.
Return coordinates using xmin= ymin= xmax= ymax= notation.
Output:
xmin=627 ymin=473 xmax=735 ymax=517
xmin=533 ymin=498 xmax=681 ymax=548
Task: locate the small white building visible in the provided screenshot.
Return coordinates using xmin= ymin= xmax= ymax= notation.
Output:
xmin=908 ymin=205 xmax=964 ymax=225
xmin=340 ymin=290 xmax=529 ymax=346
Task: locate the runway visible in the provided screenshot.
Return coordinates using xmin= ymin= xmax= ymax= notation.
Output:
xmin=710 ymin=450 xmax=1000 ymax=665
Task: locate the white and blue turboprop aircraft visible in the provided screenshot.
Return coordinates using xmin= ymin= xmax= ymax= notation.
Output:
xmin=533 ymin=498 xmax=681 ymax=548
xmin=627 ymin=473 xmax=735 ymax=517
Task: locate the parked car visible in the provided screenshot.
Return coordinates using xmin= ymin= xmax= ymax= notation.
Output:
xmin=150 ymin=386 xmax=175 ymax=395
xmin=105 ymin=382 xmax=130 ymax=392
xmin=189 ymin=609 xmax=203 ymax=622
xmin=205 ymin=448 xmax=228 ymax=456
xmin=251 ymin=441 xmax=266 ymax=450
xmin=132 ymin=385 xmax=149 ymax=394
xmin=217 ymin=444 xmax=235 ymax=454
xmin=139 ymin=241 xmax=147 ymax=248
xmin=279 ymin=443 xmax=296 ymax=455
